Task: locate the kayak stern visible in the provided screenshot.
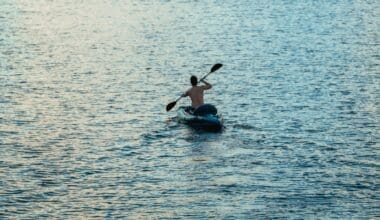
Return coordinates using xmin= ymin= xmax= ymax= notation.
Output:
xmin=177 ymin=106 xmax=223 ymax=132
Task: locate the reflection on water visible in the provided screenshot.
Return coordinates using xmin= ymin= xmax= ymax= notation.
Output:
xmin=1 ymin=0 xmax=379 ymax=218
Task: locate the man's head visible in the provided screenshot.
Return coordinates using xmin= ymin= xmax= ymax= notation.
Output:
xmin=190 ymin=75 xmax=198 ymax=86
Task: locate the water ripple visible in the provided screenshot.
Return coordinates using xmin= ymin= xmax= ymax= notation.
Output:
xmin=1 ymin=0 xmax=379 ymax=219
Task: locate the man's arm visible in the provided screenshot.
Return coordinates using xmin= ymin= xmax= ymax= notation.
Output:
xmin=181 ymin=90 xmax=189 ymax=97
xmin=200 ymin=79 xmax=212 ymax=90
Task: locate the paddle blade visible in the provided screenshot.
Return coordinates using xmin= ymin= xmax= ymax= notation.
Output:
xmin=210 ymin=63 xmax=223 ymax=73
xmin=166 ymin=101 xmax=177 ymax=111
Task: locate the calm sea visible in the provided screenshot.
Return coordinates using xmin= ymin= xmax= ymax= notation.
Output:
xmin=1 ymin=0 xmax=379 ymax=218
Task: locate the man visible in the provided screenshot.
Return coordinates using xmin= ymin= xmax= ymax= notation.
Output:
xmin=182 ymin=75 xmax=212 ymax=109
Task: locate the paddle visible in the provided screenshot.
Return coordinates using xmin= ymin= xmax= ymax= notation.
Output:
xmin=166 ymin=63 xmax=223 ymax=112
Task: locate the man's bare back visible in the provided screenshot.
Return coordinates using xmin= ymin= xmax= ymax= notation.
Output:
xmin=182 ymin=76 xmax=212 ymax=108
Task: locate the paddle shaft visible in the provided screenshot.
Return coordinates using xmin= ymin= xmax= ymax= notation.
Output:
xmin=198 ymin=72 xmax=212 ymax=83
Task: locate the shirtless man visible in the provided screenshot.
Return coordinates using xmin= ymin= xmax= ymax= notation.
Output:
xmin=182 ymin=75 xmax=212 ymax=109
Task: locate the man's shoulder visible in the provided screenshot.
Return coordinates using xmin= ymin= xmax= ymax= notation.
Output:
xmin=186 ymin=87 xmax=194 ymax=94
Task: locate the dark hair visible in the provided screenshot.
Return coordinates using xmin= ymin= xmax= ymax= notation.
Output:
xmin=190 ymin=75 xmax=198 ymax=86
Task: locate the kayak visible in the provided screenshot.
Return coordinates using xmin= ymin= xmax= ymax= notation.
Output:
xmin=177 ymin=104 xmax=223 ymax=131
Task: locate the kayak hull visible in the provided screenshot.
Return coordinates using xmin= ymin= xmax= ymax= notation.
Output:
xmin=177 ymin=106 xmax=223 ymax=131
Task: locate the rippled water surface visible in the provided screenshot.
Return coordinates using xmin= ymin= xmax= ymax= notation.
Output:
xmin=1 ymin=0 xmax=379 ymax=218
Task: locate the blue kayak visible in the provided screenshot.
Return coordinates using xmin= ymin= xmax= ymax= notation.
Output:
xmin=177 ymin=104 xmax=223 ymax=131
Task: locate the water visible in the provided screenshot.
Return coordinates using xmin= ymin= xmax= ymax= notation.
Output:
xmin=1 ymin=0 xmax=379 ymax=218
